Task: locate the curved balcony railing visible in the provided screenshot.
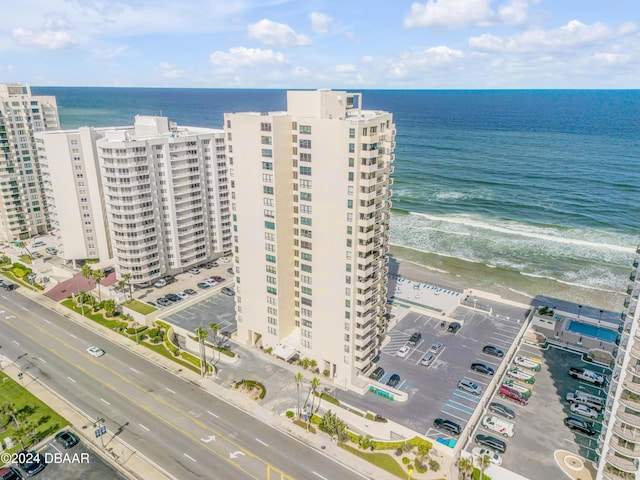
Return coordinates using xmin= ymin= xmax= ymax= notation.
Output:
xmin=617 ymin=411 xmax=640 ymax=428
xmin=613 ymin=421 xmax=640 ymax=443
xmin=620 ymin=392 xmax=640 ymax=413
xmin=609 ymin=439 xmax=640 ymax=459
xmin=605 ymin=453 xmax=638 ymax=473
xmin=623 ymin=379 xmax=640 ymax=396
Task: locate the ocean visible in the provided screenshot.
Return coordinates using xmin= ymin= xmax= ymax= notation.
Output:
xmin=32 ymin=87 xmax=640 ymax=311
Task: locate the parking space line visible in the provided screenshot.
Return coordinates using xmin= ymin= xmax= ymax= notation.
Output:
xmin=446 ymin=398 xmax=477 ymax=413
xmin=466 ymin=373 xmax=490 ymax=385
xmin=397 ymin=379 xmax=407 ymax=389
xmin=451 ymin=391 xmax=481 ymax=404
xmin=442 ymin=406 xmax=472 ymax=421
xmin=492 ymin=331 xmax=517 ymax=338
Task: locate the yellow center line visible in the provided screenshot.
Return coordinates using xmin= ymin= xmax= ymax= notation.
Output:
xmin=0 ymin=307 xmax=292 ymax=479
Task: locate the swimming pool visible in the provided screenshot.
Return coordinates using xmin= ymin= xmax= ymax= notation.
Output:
xmin=567 ymin=320 xmax=619 ymax=343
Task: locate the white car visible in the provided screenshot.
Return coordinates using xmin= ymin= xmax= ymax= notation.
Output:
xmin=570 ymin=403 xmax=599 ymax=419
xmin=471 ymin=447 xmax=503 ymax=466
xmin=420 ymin=353 xmax=435 ymax=366
xmin=177 ymin=292 xmax=189 ymax=300
xmin=396 ymin=345 xmax=411 ymax=358
xmin=86 ymin=346 xmax=105 ymax=358
xmin=481 ymin=415 xmax=515 ymax=438
xmin=217 ymin=257 xmax=231 ymax=264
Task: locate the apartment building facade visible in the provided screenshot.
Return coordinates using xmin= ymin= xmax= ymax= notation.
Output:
xmin=97 ymin=116 xmax=231 ymax=285
xmin=598 ymin=251 xmax=640 ymax=479
xmin=225 ymin=90 xmax=395 ymax=387
xmin=36 ymin=127 xmax=114 ymax=262
xmin=0 ymin=83 xmax=59 ymax=241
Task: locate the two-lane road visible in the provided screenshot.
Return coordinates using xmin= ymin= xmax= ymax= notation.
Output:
xmin=0 ymin=292 xmax=369 ymax=480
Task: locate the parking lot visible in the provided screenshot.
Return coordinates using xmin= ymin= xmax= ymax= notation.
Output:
xmin=163 ymin=291 xmax=237 ymax=338
xmin=14 ymin=434 xmax=128 ymax=480
xmin=338 ymin=300 xmax=530 ymax=440
xmin=465 ymin=343 xmax=610 ymax=479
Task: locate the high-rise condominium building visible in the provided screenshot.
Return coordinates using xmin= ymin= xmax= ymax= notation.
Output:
xmin=36 ymin=127 xmax=115 ymax=262
xmin=0 ymin=83 xmax=59 ymax=241
xmin=597 ymin=252 xmax=640 ymax=479
xmin=225 ymin=90 xmax=395 ymax=387
xmin=97 ymin=116 xmax=231 ymax=285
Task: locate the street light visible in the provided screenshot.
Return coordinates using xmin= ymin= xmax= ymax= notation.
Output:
xmin=599 ymin=310 xmax=604 ymax=326
xmin=577 ymin=305 xmax=582 ymax=320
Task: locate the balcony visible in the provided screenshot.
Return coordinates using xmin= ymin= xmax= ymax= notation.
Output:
xmin=602 ymin=466 xmax=635 ymax=480
xmin=620 ymin=391 xmax=640 ymax=412
xmin=606 ymin=453 xmax=638 ymax=473
xmin=624 ymin=379 xmax=640 ymax=396
xmin=614 ymin=421 xmax=640 ymax=443
xmin=610 ymin=437 xmax=640 ymax=459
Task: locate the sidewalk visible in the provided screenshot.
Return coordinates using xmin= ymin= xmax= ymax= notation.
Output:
xmin=16 ymin=288 xmax=402 ymax=480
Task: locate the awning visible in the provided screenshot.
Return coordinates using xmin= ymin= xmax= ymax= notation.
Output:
xmin=272 ymin=343 xmax=298 ymax=361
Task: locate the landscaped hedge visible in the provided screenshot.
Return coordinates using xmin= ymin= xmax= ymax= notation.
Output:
xmin=214 ymin=345 xmax=236 ymax=357
xmin=234 ymin=379 xmax=266 ymax=399
xmin=313 ymin=391 xmax=339 ymax=406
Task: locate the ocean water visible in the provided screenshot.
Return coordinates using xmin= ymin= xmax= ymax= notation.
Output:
xmin=33 ymin=88 xmax=640 ymax=310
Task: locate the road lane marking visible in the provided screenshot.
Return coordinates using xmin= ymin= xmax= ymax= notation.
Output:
xmin=312 ymin=472 xmax=328 ymax=480
xmin=139 ymin=423 xmax=150 ymax=432
xmin=38 ymin=357 xmax=46 ymax=363
xmin=44 ymin=319 xmax=52 ymax=325
xmin=207 ymin=410 xmax=219 ymax=418
xmin=183 ymin=453 xmax=197 ymax=463
xmin=255 ymin=438 xmax=268 ymax=447
xmin=230 ymin=451 xmax=245 ymax=459
xmin=130 ymin=367 xmax=139 ymax=374
xmin=12 ymin=340 xmax=19 ymax=345
xmin=67 ymin=376 xmax=76 ymax=383
xmin=166 ymin=387 xmax=175 ymax=394
xmin=21 ymin=306 xmax=28 ymax=311
xmin=101 ymin=398 xmax=110 ymax=405
xmin=69 ymin=333 xmax=78 ymax=339
xmin=201 ymin=435 xmax=216 ymax=443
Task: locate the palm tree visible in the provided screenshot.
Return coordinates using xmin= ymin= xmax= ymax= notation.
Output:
xmin=0 ymin=403 xmax=19 ymax=428
xmin=117 ymin=279 xmax=126 ymax=299
xmin=457 ymin=457 xmax=474 ymax=480
xmin=294 ymin=373 xmax=303 ymax=419
xmin=195 ymin=327 xmax=209 ymax=376
xmin=92 ymin=269 xmax=105 ymax=302
xmin=478 ymin=454 xmax=492 ymax=480
xmin=81 ymin=264 xmax=94 ymax=289
xmin=123 ymin=272 xmax=132 ymax=301
xmin=417 ymin=444 xmax=431 ymax=470
xmin=305 ymin=377 xmax=321 ymax=429
xmin=210 ymin=322 xmax=221 ymax=346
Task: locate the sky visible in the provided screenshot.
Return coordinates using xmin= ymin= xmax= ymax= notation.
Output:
xmin=0 ymin=0 xmax=638 ymax=89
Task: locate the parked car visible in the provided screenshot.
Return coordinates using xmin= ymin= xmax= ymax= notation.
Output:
xmin=433 ymin=418 xmax=462 ymax=435
xmin=0 ymin=467 xmax=23 ymax=480
xmin=2 ymin=282 xmax=17 ymax=291
xmin=184 ymin=289 xmax=197 ymax=296
xmin=32 ymin=241 xmax=46 ymax=248
xmin=408 ymin=332 xmax=422 ymax=346
xmin=420 ymin=353 xmax=435 ymax=367
xmin=386 ymin=374 xmax=401 ymax=388
xmin=165 ymin=293 xmax=182 ymax=302
xmin=396 ymin=345 xmax=411 ymax=358
xmin=458 ymin=379 xmax=482 ymax=395
xmin=370 ymin=367 xmax=385 ymax=381
xmin=564 ymin=416 xmax=596 ymax=436
xmin=447 ymin=322 xmax=461 ymax=333
xmin=203 ymin=262 xmax=215 ymax=269
xmin=212 ymin=276 xmax=225 ymax=282
xmin=45 ymin=247 xmax=58 ymax=255
xmin=482 ymin=345 xmax=504 ymax=357
xmin=197 ymin=282 xmax=211 ymax=289
xmin=474 ymin=434 xmax=507 ymax=454
xmin=488 ymin=402 xmax=516 ymax=420
xmin=566 ymin=391 xmax=605 ymax=412
xmin=221 ymin=287 xmax=235 ymax=296
xmin=227 ymin=267 xmax=234 ymax=274
xmin=506 ymin=368 xmax=535 ymax=384
xmin=501 ymin=380 xmax=532 ymax=397
xmin=481 ymin=415 xmax=515 ymax=438
xmin=153 ymin=279 xmax=167 ymax=289
xmin=102 ymin=266 xmax=115 ymax=275
xmin=429 ymin=342 xmax=444 ymax=354
xmin=177 ymin=292 xmax=189 ymax=300
xmin=513 ymin=356 xmax=542 ymax=372
xmin=157 ymin=297 xmax=173 ymax=307
xmin=54 ymin=430 xmax=79 ymax=449
xmin=217 ymin=257 xmax=231 ymax=263
xmin=497 ymin=385 xmax=529 ymax=405
xmin=31 ymin=252 xmax=42 ymax=258
xmin=471 ymin=363 xmax=495 ymax=376
xmin=570 ymin=403 xmax=599 ymax=419
xmin=86 ymin=346 xmax=105 ymax=358
xmin=188 ymin=268 xmax=201 ymax=275
xmin=471 ymin=447 xmax=503 ymax=466
xmin=17 ymin=451 xmax=46 ymax=476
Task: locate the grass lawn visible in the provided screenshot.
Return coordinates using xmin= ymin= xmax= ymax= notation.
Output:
xmin=61 ymin=299 xmax=128 ymax=330
xmin=140 ymin=342 xmax=200 ymax=374
xmin=0 ymin=372 xmax=69 ymax=454
xmin=18 ymin=255 xmax=32 ymax=265
xmin=340 ymin=443 xmax=406 ymax=478
xmin=123 ymin=299 xmax=157 ymax=315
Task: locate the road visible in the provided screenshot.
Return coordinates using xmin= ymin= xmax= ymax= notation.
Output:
xmin=0 ymin=292 xmax=368 ymax=480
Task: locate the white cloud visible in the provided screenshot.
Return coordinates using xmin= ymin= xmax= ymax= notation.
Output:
xmin=43 ymin=15 xmax=73 ymax=31
xmin=469 ymin=20 xmax=638 ymax=53
xmin=93 ymin=45 xmax=129 ymax=60
xmin=156 ymin=62 xmax=185 ymax=78
xmin=335 ymin=64 xmax=356 ymax=73
xmin=247 ymin=19 xmax=312 ymax=46
xmin=292 ymin=66 xmax=310 ymax=76
xmin=405 ymin=0 xmax=529 ymax=29
xmin=309 ymin=12 xmax=333 ymax=33
xmin=210 ymin=47 xmax=287 ymax=67
xmin=12 ymin=28 xmax=78 ymax=49
xmin=362 ymin=55 xmax=374 ymax=63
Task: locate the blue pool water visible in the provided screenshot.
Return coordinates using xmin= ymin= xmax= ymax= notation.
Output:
xmin=567 ymin=320 xmax=619 ymax=343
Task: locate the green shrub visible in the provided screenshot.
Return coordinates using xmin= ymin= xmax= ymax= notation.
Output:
xmin=428 ymin=459 xmax=440 ymax=472
xmin=126 ymin=325 xmax=148 ymax=335
xmin=347 ymin=431 xmax=359 ymax=444
xmin=264 ymin=347 xmax=273 ymax=354
xmin=310 ymin=414 xmax=322 ymax=425
xmin=370 ymin=436 xmax=432 ymax=452
xmin=313 ymin=391 xmax=339 ymax=406
xmin=402 ymin=457 xmax=410 ymax=465
xmin=147 ymin=328 xmax=160 ymax=338
xmin=181 ymin=351 xmax=201 ymax=367
xmin=293 ymin=419 xmax=316 ymax=433
xmin=472 ymin=468 xmax=491 ymax=480
xmin=214 ymin=346 xmax=235 ymax=357
xmin=234 ymin=379 xmax=266 ymax=399
xmin=323 ymin=369 xmax=330 ymax=377
xmin=286 ymin=410 xmax=295 ymax=419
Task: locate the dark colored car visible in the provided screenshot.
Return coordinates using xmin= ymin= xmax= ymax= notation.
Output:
xmin=475 ymin=434 xmax=507 ymax=454
xmin=221 ymin=287 xmax=235 ymax=296
xmin=0 ymin=467 xmax=23 ymax=480
xmin=483 ymin=345 xmax=505 ymax=357
xmin=157 ymin=298 xmax=172 ymax=307
xmin=213 ymin=276 xmax=225 ymax=282
xmin=447 ymin=322 xmax=461 ymax=333
xmin=433 ymin=418 xmax=462 ymax=435
xmin=408 ymin=332 xmax=422 ymax=346
xmin=17 ymin=451 xmax=46 ymax=476
xmin=488 ymin=402 xmax=516 ymax=420
xmin=184 ymin=288 xmax=197 ymax=296
xmin=386 ymin=373 xmax=401 ymax=388
xmin=165 ymin=293 xmax=181 ymax=302
xmin=471 ymin=362 xmax=495 ymax=376
xmin=227 ymin=267 xmax=234 ymax=274
xmin=370 ymin=367 xmax=385 ymax=381
xmin=54 ymin=430 xmax=79 ymax=449
xmin=197 ymin=282 xmax=211 ymax=289
xmin=564 ymin=416 xmax=596 ymax=436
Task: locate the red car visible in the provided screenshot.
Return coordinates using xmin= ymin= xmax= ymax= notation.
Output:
xmin=498 ymin=385 xmax=529 ymax=405
xmin=212 ymin=276 xmax=225 ymax=282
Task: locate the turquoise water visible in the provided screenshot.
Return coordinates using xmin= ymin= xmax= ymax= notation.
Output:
xmin=567 ymin=320 xmax=619 ymax=343
xmin=31 ymin=88 xmax=640 ymax=305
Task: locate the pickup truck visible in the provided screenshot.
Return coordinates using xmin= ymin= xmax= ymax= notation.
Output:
xmin=568 ymin=367 xmax=605 ymax=386
xmin=566 ymin=391 xmax=605 ymax=412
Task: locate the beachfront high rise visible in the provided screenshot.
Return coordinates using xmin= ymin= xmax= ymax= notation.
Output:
xmin=0 ymin=83 xmax=60 ymax=241
xmin=36 ymin=127 xmax=115 ymax=262
xmin=598 ymin=252 xmax=640 ymax=479
xmin=96 ymin=116 xmax=231 ymax=285
xmin=225 ymin=90 xmax=395 ymax=387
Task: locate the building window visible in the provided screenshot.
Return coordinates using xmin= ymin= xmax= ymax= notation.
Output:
xmin=348 ymin=172 xmax=354 ymax=181
xmin=262 ymin=174 xmax=273 ymax=183
xmin=261 ymin=149 xmax=273 ymax=158
xmin=301 ymin=274 xmax=312 ymax=284
xmin=301 ymin=286 xmax=312 ymax=295
xmin=300 ymin=192 xmax=312 ymax=201
xmin=300 ymin=125 xmax=312 ymax=134
xmin=301 ymin=297 xmax=312 ymax=306
xmin=299 ymin=179 xmax=312 ymax=189
xmin=261 ymin=136 xmax=272 ymax=145
xmin=267 ymin=286 xmax=277 ymax=294
xmin=265 ymin=232 xmax=275 ymax=241
xmin=264 ymin=186 xmax=274 ymax=194
xmin=300 ymin=205 xmax=312 ymax=214
xmin=266 ymin=254 xmax=276 ymax=263
xmin=299 ymin=139 xmax=311 ymax=149
xmin=300 ymin=153 xmax=312 ymax=162
xmin=266 ymin=265 xmax=276 ymax=274
xmin=345 ymin=299 xmax=351 ymax=307
xmin=264 ymin=221 xmax=275 ymax=230
xmin=301 ymin=264 xmax=312 ymax=273
xmin=346 ymin=264 xmax=352 ymax=272
xmin=348 ymin=143 xmax=355 ymax=153
xmin=349 ymin=128 xmax=355 ymax=138
xmin=265 ymin=243 xmax=275 ymax=252
xmin=300 ymin=166 xmax=311 ymax=176
xmin=263 ymin=198 xmax=274 ymax=207
xmin=349 ymin=158 xmax=354 ymax=167
xmin=260 ymin=122 xmax=272 ymax=132
xmin=301 ymin=252 xmax=312 ymax=261
xmin=300 ymin=217 xmax=312 ymax=226
xmin=262 ymin=161 xmax=273 ymax=170
xmin=347 ymin=200 xmax=353 ymax=209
